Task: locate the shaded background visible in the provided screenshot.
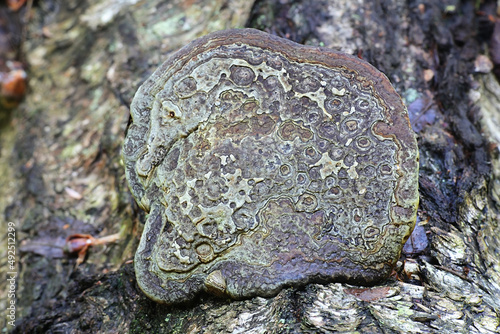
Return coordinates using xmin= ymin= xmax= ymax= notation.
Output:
xmin=0 ymin=0 xmax=499 ymax=332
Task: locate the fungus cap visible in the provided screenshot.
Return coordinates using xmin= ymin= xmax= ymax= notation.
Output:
xmin=123 ymin=28 xmax=419 ymax=304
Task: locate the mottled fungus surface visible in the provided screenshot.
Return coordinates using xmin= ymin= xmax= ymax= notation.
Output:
xmin=123 ymin=29 xmax=419 ymax=304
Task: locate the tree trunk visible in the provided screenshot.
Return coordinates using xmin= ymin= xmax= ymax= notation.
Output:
xmin=1 ymin=0 xmax=499 ymax=333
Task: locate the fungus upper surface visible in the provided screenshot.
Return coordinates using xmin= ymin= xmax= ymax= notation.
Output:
xmin=123 ymin=28 xmax=419 ymax=304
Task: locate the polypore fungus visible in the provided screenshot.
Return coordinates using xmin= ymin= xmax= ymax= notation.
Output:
xmin=123 ymin=29 xmax=419 ymax=304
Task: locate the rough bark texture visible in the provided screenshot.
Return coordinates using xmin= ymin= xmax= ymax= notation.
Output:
xmin=0 ymin=0 xmax=499 ymax=333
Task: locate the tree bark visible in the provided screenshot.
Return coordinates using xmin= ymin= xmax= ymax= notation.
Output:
xmin=1 ymin=0 xmax=499 ymax=333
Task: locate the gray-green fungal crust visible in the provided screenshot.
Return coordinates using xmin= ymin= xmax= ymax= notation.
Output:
xmin=123 ymin=29 xmax=419 ymax=304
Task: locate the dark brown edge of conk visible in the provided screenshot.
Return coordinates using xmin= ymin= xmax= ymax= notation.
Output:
xmin=128 ymin=28 xmax=419 ymax=304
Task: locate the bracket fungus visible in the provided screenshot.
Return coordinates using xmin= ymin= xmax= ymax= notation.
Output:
xmin=123 ymin=29 xmax=419 ymax=304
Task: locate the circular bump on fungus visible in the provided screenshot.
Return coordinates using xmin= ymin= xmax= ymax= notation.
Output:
xmin=122 ymin=28 xmax=419 ymax=305
xmin=195 ymin=242 xmax=215 ymax=263
xmin=230 ymin=65 xmax=256 ymax=86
